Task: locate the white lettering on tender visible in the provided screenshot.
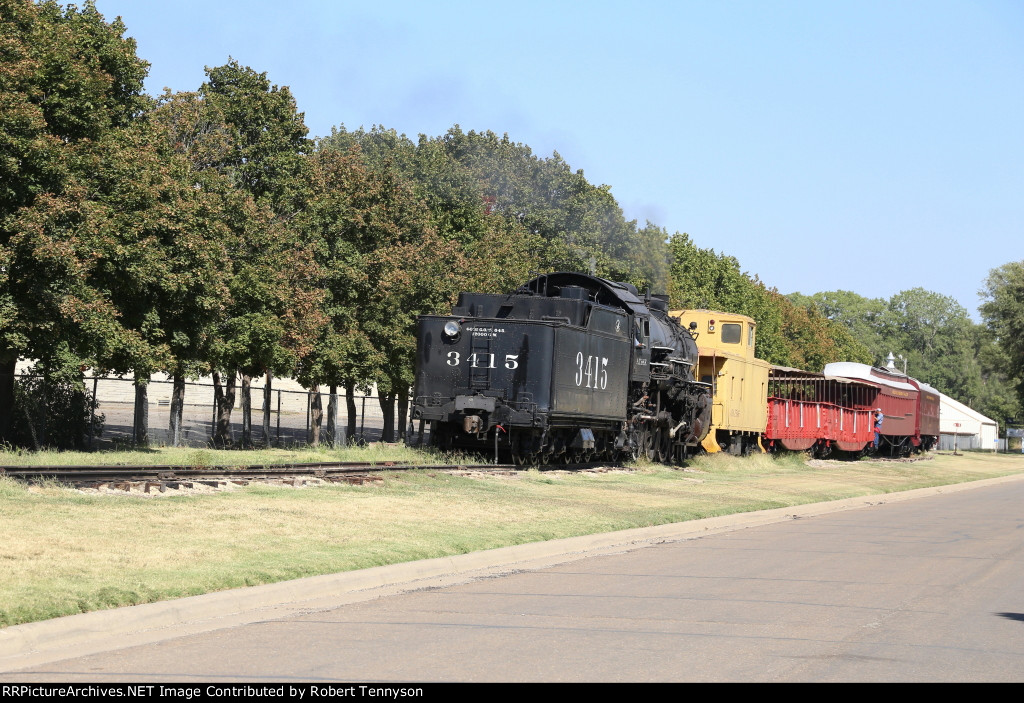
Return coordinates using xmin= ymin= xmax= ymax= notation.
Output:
xmin=467 ymin=327 xmax=506 ymax=338
xmin=445 ymin=353 xmax=519 ymax=369
xmin=575 ymin=352 xmax=609 ymax=389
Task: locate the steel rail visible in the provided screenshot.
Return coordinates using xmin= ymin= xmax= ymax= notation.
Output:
xmin=0 ymin=460 xmax=411 ymax=474
xmin=0 ymin=462 xmax=514 ymax=481
xmin=0 ymin=459 xmax=616 ymax=487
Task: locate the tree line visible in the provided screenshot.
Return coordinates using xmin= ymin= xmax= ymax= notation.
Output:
xmin=0 ymin=1 xmax=672 ymax=448
xmin=2 ymin=2 xmax=1020 ymax=449
xmin=789 ymin=269 xmax=1024 ymax=432
xmin=666 ymin=231 xmax=1023 ymax=430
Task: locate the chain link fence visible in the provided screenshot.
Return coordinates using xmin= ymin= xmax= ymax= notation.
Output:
xmin=14 ymin=373 xmax=416 ymax=449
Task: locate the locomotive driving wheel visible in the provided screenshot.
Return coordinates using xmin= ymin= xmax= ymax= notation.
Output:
xmin=672 ymin=442 xmax=688 ymax=464
xmin=647 ymin=426 xmax=660 ymax=461
xmin=652 ymin=425 xmax=672 ymax=463
xmin=638 ymin=425 xmax=654 ymax=461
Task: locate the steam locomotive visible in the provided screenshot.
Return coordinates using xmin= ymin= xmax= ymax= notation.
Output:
xmin=411 ymin=272 xmax=712 ymax=465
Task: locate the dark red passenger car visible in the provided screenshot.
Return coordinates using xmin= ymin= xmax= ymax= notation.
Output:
xmin=823 ymin=362 xmax=938 ymax=455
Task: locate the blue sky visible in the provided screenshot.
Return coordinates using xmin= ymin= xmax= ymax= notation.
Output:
xmin=93 ymin=0 xmax=1023 ymax=317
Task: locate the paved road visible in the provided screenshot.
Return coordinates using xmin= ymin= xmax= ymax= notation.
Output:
xmin=3 ymin=476 xmax=1024 ymax=682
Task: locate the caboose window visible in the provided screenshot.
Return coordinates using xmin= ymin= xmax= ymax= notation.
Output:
xmin=722 ymin=323 xmax=741 ymax=344
xmin=748 ymin=324 xmax=755 ymax=347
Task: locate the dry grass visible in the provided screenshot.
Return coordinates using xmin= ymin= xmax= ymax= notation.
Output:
xmin=2 ymin=449 xmax=1022 ymax=627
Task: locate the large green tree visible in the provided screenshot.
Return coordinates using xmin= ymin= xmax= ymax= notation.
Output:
xmin=299 ymin=138 xmax=542 ymax=443
xmin=200 ymin=59 xmax=311 ymax=217
xmin=885 ymin=288 xmax=976 ymax=398
xmin=186 ymin=62 xmax=322 ymax=447
xmin=980 ymin=261 xmax=1024 ymax=416
xmin=296 ymin=145 xmax=421 ymax=443
xmin=0 ymin=0 xmax=151 ymax=443
xmin=966 ymin=323 xmax=1021 ymax=430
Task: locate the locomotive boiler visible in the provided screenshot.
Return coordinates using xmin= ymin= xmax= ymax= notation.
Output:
xmin=411 ymin=272 xmax=711 ymax=465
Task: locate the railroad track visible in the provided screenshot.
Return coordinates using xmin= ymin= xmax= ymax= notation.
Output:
xmin=0 ymin=460 xmax=614 ymax=492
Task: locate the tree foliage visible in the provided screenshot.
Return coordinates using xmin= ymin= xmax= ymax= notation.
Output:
xmin=323 ymin=125 xmax=666 ymax=293
xmin=793 ymin=283 xmax=1022 ymax=427
xmin=300 ymin=134 xmax=545 ymax=439
xmin=199 ymin=59 xmax=311 ymax=216
xmin=1 ymin=0 xmax=151 ymax=359
xmin=667 ymin=233 xmax=870 ymax=367
xmin=155 ymin=62 xmax=325 ymax=446
xmin=0 ymin=0 xmax=152 ymax=442
xmin=980 ymin=261 xmax=1024 ymax=418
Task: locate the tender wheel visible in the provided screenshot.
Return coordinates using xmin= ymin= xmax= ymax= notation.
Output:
xmin=511 ymin=430 xmax=543 ymax=468
xmin=514 ymin=451 xmax=540 ymax=468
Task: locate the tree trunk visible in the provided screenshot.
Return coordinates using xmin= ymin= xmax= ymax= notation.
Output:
xmin=308 ymin=386 xmax=322 ymax=446
xmin=212 ymin=370 xmax=236 ymax=448
xmin=87 ymin=373 xmax=99 ymax=450
xmin=397 ymin=386 xmax=409 ymax=443
xmin=0 ymin=354 xmax=15 ymax=445
xmin=71 ymin=373 xmax=87 ymax=449
xmin=378 ymin=392 xmax=395 ymax=443
xmin=327 ymin=384 xmax=339 ymax=447
xmin=212 ymin=373 xmax=221 ymax=443
xmin=169 ymin=373 xmax=185 ymax=447
xmin=262 ymin=371 xmax=272 ymax=447
xmin=37 ymin=378 xmax=48 ymax=447
xmin=241 ymin=374 xmax=252 ymax=448
xmin=133 ymin=371 xmax=149 ymax=447
xmin=345 ymin=380 xmax=357 ymax=442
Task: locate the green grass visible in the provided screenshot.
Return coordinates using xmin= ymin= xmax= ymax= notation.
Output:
xmin=1 ymin=449 xmax=1023 ymax=628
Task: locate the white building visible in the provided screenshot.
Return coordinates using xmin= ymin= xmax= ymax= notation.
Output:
xmin=939 ymin=392 xmax=999 ymax=452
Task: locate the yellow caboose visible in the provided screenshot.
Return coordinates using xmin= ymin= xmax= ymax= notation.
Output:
xmin=670 ymin=310 xmax=770 ymax=454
